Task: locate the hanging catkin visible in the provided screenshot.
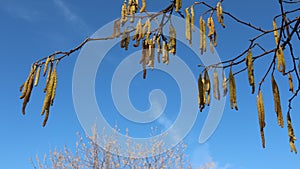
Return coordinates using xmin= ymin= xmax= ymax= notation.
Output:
xmin=41 ymin=67 xmax=55 ymax=116
xmin=287 ymin=112 xmax=297 ymax=154
xmin=121 ymin=1 xmax=128 ymax=25
xmin=207 ymin=16 xmax=216 ymax=53
xmin=288 ymin=73 xmax=295 ymax=94
xmin=185 ymin=8 xmax=192 ymax=45
xmin=145 ymin=19 xmax=151 ymax=44
xmin=216 ymin=2 xmax=225 ymax=28
xmin=147 ymin=39 xmax=155 ymax=70
xmin=156 ymin=35 xmax=162 ymax=63
xmin=272 ymin=20 xmax=279 ymax=45
xmin=169 ymin=23 xmax=176 ymax=55
xmin=34 ymin=65 xmax=41 ymax=87
xmin=276 ymin=46 xmax=286 ymax=73
xmin=140 ymin=0 xmax=146 ymax=13
xmin=213 ymin=68 xmax=220 ymax=100
xmin=229 ymin=67 xmax=238 ymax=110
xmin=50 ymin=67 xmax=57 ymax=106
xmin=191 ymin=6 xmax=195 ymax=32
xmin=271 ymin=75 xmax=284 ymax=128
xmin=43 ymin=57 xmax=51 ymax=76
xmin=204 ymin=70 xmax=211 ymax=106
xmin=222 ymin=69 xmax=227 ymax=97
xmin=162 ymin=41 xmax=169 ymax=64
xmin=175 ymin=0 xmax=182 ymax=12
xmin=21 ymin=65 xmax=36 ymax=115
xmin=256 ymin=90 xmax=266 ymax=148
xmin=200 ymin=16 xmax=206 ymax=54
xmin=245 ymin=49 xmax=255 ymax=94
xmin=133 ymin=19 xmax=142 ymax=47
xmin=44 ymin=61 xmax=53 ymax=93
xmin=198 ymin=74 xmax=205 ymax=112
xmin=20 ymin=66 xmax=34 ymax=99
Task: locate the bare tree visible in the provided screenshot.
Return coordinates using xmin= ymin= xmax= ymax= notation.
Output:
xmin=32 ymin=127 xmax=215 ymax=169
xmin=20 ymin=0 xmax=300 ymax=153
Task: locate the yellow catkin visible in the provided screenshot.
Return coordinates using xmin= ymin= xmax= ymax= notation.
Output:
xmin=121 ymin=2 xmax=128 ymax=25
xmin=288 ymin=73 xmax=295 ymax=93
xmin=50 ymin=67 xmax=57 ymax=106
xmin=207 ymin=16 xmax=216 ymax=53
xmin=42 ymin=109 xmax=50 ymax=127
xmin=273 ymin=20 xmax=279 ymax=45
xmin=276 ymin=46 xmax=286 ymax=73
xmin=20 ymin=66 xmax=34 ymax=99
xmin=22 ymin=65 xmax=36 ymax=115
xmin=169 ymin=24 xmax=176 ymax=55
xmin=147 ymin=39 xmax=155 ymax=70
xmin=245 ymin=49 xmax=255 ymax=94
xmin=145 ymin=19 xmax=151 ymax=44
xmin=156 ymin=35 xmax=161 ymax=63
xmin=271 ymin=75 xmax=284 ymax=127
xmin=162 ymin=42 xmax=169 ymax=64
xmin=191 ymin=6 xmax=195 ymax=32
xmin=256 ymin=91 xmax=266 ymax=148
xmin=204 ymin=70 xmax=211 ymax=106
xmin=198 ymin=74 xmax=205 ymax=112
xmin=140 ymin=0 xmax=146 ymax=13
xmin=185 ymin=8 xmax=191 ymax=45
xmin=41 ymin=67 xmax=55 ymax=116
xmin=229 ymin=68 xmax=238 ymax=110
xmin=140 ymin=40 xmax=147 ymax=69
xmin=213 ymin=68 xmax=220 ymax=100
xmin=287 ymin=112 xmax=297 ymax=154
xmin=175 ymin=0 xmax=182 ymax=12
xmin=129 ymin=1 xmax=136 ymax=23
xmin=34 ymin=66 xmax=41 ymax=87
xmin=43 ymin=57 xmax=51 ymax=76
xmin=222 ymin=69 xmax=227 ymax=97
xmin=133 ymin=19 xmax=142 ymax=47
xmin=141 ymin=40 xmax=148 ymax=78
xmin=216 ymin=2 xmax=225 ymax=28
xmin=44 ymin=62 xmax=53 ymax=93
xmin=200 ymin=17 xmax=206 ymax=54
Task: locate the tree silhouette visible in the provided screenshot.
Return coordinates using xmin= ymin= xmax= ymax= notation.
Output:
xmin=19 ymin=0 xmax=300 ymax=153
xmin=32 ymin=127 xmax=214 ymax=169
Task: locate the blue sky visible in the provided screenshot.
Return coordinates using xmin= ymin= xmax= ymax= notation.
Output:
xmin=1 ymin=0 xmax=300 ymax=168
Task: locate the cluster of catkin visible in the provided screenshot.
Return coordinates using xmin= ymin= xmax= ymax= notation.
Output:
xmin=115 ymin=0 xmax=180 ymax=79
xmin=185 ymin=2 xmax=224 ymax=54
xmin=198 ymin=68 xmax=227 ymax=112
xmin=20 ymin=56 xmax=57 ymax=127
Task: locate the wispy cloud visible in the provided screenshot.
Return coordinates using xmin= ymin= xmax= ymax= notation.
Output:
xmin=189 ymin=144 xmax=233 ymax=169
xmin=53 ymin=0 xmax=90 ymax=33
xmin=1 ymin=2 xmax=39 ymax=22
